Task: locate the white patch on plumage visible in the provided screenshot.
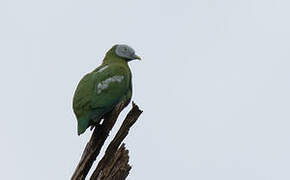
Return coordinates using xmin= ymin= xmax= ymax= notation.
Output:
xmin=97 ymin=75 xmax=124 ymax=94
xmin=98 ymin=65 xmax=108 ymax=73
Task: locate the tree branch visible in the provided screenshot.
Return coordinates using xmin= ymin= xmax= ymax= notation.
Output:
xmin=93 ymin=143 xmax=131 ymax=180
xmin=90 ymin=102 xmax=142 ymax=180
xmin=71 ymin=102 xmax=142 ymax=180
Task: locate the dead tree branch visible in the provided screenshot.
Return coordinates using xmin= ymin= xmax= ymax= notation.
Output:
xmin=71 ymin=102 xmax=142 ymax=180
xmin=90 ymin=103 xmax=143 ymax=180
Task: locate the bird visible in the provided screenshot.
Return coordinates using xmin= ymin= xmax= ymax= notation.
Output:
xmin=73 ymin=44 xmax=141 ymax=135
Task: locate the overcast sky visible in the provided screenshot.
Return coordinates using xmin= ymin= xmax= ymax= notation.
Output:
xmin=1 ymin=0 xmax=290 ymax=179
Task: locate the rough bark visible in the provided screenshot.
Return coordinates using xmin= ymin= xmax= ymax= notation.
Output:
xmin=90 ymin=103 xmax=142 ymax=180
xmin=92 ymin=144 xmax=131 ymax=180
xmin=71 ymin=102 xmax=142 ymax=180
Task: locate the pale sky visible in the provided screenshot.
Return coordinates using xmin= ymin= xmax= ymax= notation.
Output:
xmin=1 ymin=0 xmax=290 ymax=179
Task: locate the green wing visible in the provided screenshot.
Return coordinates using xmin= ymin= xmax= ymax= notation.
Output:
xmin=73 ymin=64 xmax=131 ymax=135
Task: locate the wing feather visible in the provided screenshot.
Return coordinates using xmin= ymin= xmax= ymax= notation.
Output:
xmin=73 ymin=64 xmax=130 ymax=122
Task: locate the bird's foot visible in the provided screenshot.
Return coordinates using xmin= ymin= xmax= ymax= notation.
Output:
xmin=90 ymin=123 xmax=102 ymax=131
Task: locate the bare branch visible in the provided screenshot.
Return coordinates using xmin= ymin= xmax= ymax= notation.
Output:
xmin=71 ymin=103 xmax=126 ymax=180
xmin=90 ymin=102 xmax=142 ymax=180
xmin=94 ymin=144 xmax=131 ymax=180
xmin=71 ymin=102 xmax=142 ymax=180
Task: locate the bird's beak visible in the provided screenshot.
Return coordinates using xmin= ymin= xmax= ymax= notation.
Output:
xmin=132 ymin=54 xmax=141 ymax=60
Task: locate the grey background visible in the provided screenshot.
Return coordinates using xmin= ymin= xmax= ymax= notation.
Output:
xmin=1 ymin=0 xmax=290 ymax=179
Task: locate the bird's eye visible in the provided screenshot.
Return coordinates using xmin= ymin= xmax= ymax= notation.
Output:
xmin=124 ymin=48 xmax=128 ymax=51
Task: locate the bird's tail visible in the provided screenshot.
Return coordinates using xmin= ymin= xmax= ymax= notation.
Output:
xmin=77 ymin=116 xmax=89 ymax=135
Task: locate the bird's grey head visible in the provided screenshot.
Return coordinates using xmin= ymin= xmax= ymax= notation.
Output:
xmin=115 ymin=44 xmax=141 ymax=61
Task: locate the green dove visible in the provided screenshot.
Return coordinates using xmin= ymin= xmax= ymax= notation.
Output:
xmin=73 ymin=44 xmax=141 ymax=135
